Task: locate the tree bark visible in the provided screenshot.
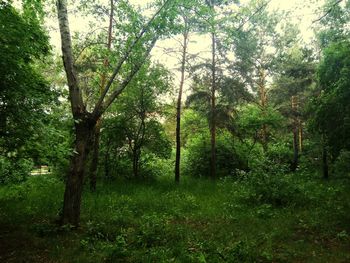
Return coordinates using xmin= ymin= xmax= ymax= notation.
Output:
xmin=61 ymin=118 xmax=95 ymax=226
xmin=57 ymin=0 xmax=95 ymax=226
xmin=175 ymin=21 xmax=189 ymax=184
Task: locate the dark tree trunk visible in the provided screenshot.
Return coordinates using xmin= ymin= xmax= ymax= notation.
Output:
xmin=132 ymin=149 xmax=140 ymax=178
xmin=175 ymin=24 xmax=188 ymax=184
xmin=291 ymin=126 xmax=299 ymax=172
xmin=322 ymin=140 xmax=329 ymax=179
xmin=61 ymin=118 xmax=95 ymax=226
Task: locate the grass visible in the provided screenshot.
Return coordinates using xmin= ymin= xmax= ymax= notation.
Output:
xmin=0 ymin=173 xmax=349 ymax=262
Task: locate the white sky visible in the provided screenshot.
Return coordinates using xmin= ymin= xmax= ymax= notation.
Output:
xmin=45 ymin=0 xmax=325 ymax=95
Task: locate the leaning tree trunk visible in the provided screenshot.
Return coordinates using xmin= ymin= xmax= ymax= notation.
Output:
xmin=175 ymin=23 xmax=189 ymax=184
xmin=89 ymin=0 xmax=114 ymax=191
xmin=61 ymin=118 xmax=95 ymax=226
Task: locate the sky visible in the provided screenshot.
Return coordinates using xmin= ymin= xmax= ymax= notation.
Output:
xmin=45 ymin=0 xmax=325 ymax=93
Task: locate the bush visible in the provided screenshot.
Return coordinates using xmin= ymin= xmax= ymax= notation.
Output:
xmin=183 ymin=130 xmax=247 ymax=178
xmin=240 ymin=172 xmax=309 ymax=207
xmin=333 ymin=150 xmax=350 ymax=178
xmin=0 ymin=157 xmax=33 ymax=184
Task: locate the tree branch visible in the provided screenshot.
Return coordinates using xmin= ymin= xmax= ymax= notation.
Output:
xmin=312 ymin=0 xmax=343 ymax=24
xmin=92 ymin=0 xmax=172 ymax=117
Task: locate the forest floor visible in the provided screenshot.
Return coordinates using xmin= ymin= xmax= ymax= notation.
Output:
xmin=0 ymin=173 xmax=349 ymax=262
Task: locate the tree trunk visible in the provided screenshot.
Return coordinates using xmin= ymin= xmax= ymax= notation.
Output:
xmin=291 ymin=126 xmax=299 ymax=172
xmin=132 ymin=149 xmax=140 ymax=178
xmin=61 ymin=119 xmax=95 ymax=226
xmin=322 ymin=136 xmax=329 ymax=179
xmin=57 ymin=0 xmax=169 ymax=227
xmin=210 ymin=31 xmax=216 ymax=180
xmin=89 ymin=0 xmax=114 ymax=191
xmin=259 ymin=68 xmax=268 ymax=152
xmin=291 ymin=96 xmax=298 ymax=172
xmin=175 ymin=23 xmax=189 ymax=184
xmin=298 ymin=119 xmax=303 ymax=153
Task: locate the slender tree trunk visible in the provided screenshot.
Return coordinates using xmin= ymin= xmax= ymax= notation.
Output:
xmin=298 ymin=119 xmax=303 ymax=153
xmin=89 ymin=0 xmax=114 ymax=191
xmin=291 ymin=96 xmax=299 ymax=172
xmin=259 ymin=68 xmax=268 ymax=152
xmin=175 ymin=24 xmax=189 ymax=184
xmin=210 ymin=31 xmax=216 ymax=180
xmin=132 ymin=149 xmax=140 ymax=178
xmin=322 ymin=136 xmax=329 ymax=179
xmin=291 ymin=126 xmax=299 ymax=172
xmin=104 ymin=143 xmax=110 ymax=179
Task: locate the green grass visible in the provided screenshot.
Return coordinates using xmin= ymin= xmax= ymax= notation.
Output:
xmin=0 ymin=174 xmax=349 ymax=262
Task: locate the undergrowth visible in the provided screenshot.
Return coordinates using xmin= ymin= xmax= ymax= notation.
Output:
xmin=0 ymin=173 xmax=349 ymax=262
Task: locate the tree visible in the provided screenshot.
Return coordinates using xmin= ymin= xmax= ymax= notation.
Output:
xmin=310 ymin=41 xmax=350 ymax=170
xmin=272 ymin=46 xmax=315 ymax=171
xmin=56 ymin=0 xmax=176 ymax=226
xmin=0 ymin=1 xmax=56 ymax=182
xmin=109 ymin=63 xmax=172 ymax=178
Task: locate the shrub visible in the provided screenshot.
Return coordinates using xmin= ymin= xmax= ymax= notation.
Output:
xmin=0 ymin=157 xmax=33 ymax=184
xmin=183 ymin=130 xmax=247 ymax=178
xmin=333 ymin=150 xmax=350 ymax=178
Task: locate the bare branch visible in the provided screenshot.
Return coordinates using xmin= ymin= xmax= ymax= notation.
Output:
xmin=92 ymin=0 xmax=172 ymax=116
xmin=95 ymin=37 xmax=158 ymax=118
xmin=312 ymin=0 xmax=343 ymax=24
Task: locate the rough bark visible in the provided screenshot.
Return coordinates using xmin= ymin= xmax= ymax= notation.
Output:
xmin=57 ymin=0 xmax=94 ymax=226
xmin=61 ymin=119 xmax=95 ymax=226
xmin=175 ymin=21 xmax=189 ymax=184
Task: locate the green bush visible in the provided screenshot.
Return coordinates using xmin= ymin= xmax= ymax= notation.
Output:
xmin=183 ymin=130 xmax=247 ymax=178
xmin=0 ymin=157 xmax=33 ymax=184
xmin=241 ymin=172 xmax=309 ymax=207
xmin=333 ymin=150 xmax=350 ymax=178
